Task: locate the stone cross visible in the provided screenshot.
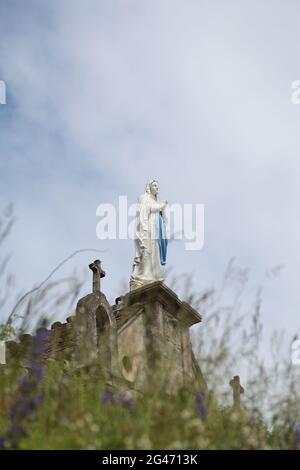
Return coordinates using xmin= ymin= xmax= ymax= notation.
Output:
xmin=230 ymin=375 xmax=244 ymax=410
xmin=89 ymin=259 xmax=105 ymax=293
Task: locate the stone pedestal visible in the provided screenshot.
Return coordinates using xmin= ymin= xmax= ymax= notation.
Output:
xmin=113 ymin=281 xmax=207 ymax=393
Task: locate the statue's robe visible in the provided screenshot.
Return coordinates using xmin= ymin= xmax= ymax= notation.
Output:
xmin=130 ymin=192 xmax=168 ymax=290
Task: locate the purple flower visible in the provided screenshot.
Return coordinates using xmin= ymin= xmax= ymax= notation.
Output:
xmin=3 ymin=330 xmax=48 ymax=449
xmin=36 ymin=329 xmax=51 ymax=343
xmin=30 ymin=363 xmax=44 ymax=383
xmin=19 ymin=376 xmax=31 ymax=392
xmin=10 ymin=399 xmax=28 ymax=419
xmin=292 ymin=422 xmax=300 ymax=449
xmin=9 ymin=424 xmax=27 ymax=437
xmin=9 ymin=392 xmax=44 ymax=422
xmin=9 ymin=403 xmax=18 ymax=420
xmin=7 ymin=425 xmax=28 ymax=449
xmin=118 ymin=391 xmax=134 ymax=410
xmin=101 ymin=390 xmax=116 ymax=405
xmin=18 ymin=400 xmax=33 ymax=416
xmin=100 ymin=390 xmax=134 ymax=410
xmin=196 ymin=392 xmax=207 ymax=419
xmin=27 ymin=329 xmax=50 ymax=366
xmin=32 ymin=393 xmax=44 ymax=406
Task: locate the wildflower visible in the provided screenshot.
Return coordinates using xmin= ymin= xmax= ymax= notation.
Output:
xmin=100 ymin=389 xmax=134 ymax=410
xmin=247 ymin=435 xmax=259 ymax=449
xmin=19 ymin=376 xmax=33 ymax=394
xmin=195 ymin=392 xmax=207 ymax=419
xmin=181 ymin=409 xmax=193 ymax=420
xmin=3 ymin=329 xmax=48 ymax=449
xmin=101 ymin=389 xmax=115 ymax=405
xmin=292 ymin=422 xmax=300 ymax=449
xmin=90 ymin=423 xmax=100 ymax=434
xmin=186 ymin=417 xmax=204 ymax=433
xmin=136 ymin=434 xmax=152 ymax=450
xmin=6 ymin=425 xmax=28 ymax=449
xmin=29 ymin=363 xmax=44 ymax=383
xmin=197 ymin=436 xmax=210 ymax=449
xmin=118 ymin=391 xmax=134 ymax=410
xmin=9 ymin=424 xmax=27 ymax=437
xmin=230 ymin=411 xmax=239 ymax=423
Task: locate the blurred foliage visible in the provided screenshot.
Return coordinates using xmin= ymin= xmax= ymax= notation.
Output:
xmin=0 ymin=206 xmax=300 ymax=450
xmin=0 ymin=360 xmax=299 ymax=450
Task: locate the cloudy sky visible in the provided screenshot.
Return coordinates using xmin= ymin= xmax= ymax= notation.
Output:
xmin=0 ymin=0 xmax=299 ymax=352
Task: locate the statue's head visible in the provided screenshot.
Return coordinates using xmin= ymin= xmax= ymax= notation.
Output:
xmin=145 ymin=180 xmax=159 ymax=199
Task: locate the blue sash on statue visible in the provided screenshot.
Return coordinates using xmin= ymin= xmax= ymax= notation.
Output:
xmin=156 ymin=212 xmax=168 ymax=266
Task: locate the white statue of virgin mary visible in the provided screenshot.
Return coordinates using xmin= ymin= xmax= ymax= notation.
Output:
xmin=130 ymin=180 xmax=168 ymax=291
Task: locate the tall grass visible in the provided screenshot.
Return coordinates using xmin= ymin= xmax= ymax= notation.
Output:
xmin=0 ymin=207 xmax=299 ymax=450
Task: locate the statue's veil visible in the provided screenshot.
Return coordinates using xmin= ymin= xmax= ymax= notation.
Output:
xmin=145 ymin=180 xmax=158 ymax=200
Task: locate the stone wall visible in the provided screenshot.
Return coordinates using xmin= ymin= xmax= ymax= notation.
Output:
xmin=2 ymin=267 xmax=207 ymax=395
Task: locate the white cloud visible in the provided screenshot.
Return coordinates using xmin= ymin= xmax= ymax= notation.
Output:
xmin=0 ymin=0 xmax=299 ymax=348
